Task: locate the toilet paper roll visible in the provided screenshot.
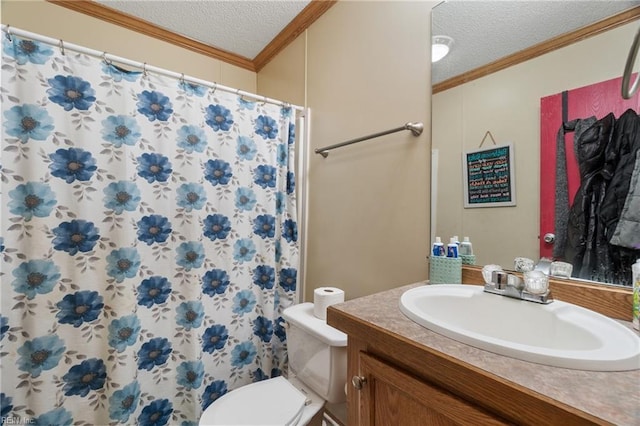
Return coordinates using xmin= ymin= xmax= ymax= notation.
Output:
xmin=313 ymin=287 xmax=345 ymax=320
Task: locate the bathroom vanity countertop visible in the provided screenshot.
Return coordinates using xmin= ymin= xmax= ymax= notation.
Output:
xmin=327 ymin=282 xmax=640 ymax=426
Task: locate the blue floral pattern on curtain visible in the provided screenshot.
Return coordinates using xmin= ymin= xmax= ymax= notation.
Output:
xmin=0 ymin=35 xmax=298 ymax=426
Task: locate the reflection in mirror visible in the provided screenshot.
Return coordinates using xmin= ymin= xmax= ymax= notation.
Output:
xmin=431 ymin=1 xmax=640 ymax=287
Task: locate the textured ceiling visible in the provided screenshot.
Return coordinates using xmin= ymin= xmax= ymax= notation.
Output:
xmin=94 ymin=1 xmax=639 ymax=81
xmin=95 ymin=0 xmax=312 ymax=60
xmin=432 ymin=0 xmax=640 ymax=84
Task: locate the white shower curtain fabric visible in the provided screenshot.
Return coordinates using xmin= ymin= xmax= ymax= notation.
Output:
xmin=0 ymin=33 xmax=299 ymax=426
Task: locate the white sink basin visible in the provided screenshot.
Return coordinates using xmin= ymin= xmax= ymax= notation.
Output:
xmin=399 ymin=284 xmax=640 ymax=371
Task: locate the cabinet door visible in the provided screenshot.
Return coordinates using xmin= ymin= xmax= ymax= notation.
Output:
xmin=357 ymin=352 xmax=508 ymax=426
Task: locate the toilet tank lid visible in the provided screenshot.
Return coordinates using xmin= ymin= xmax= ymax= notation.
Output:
xmin=283 ymin=303 xmax=347 ymax=347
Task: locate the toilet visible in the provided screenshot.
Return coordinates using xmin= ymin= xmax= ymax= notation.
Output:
xmin=199 ymin=302 xmax=348 ymax=425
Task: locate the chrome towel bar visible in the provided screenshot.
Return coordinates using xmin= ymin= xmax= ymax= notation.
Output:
xmin=315 ymin=122 xmax=423 ymax=158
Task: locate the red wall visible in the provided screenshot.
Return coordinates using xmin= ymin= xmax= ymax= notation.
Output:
xmin=539 ymin=75 xmax=640 ymax=258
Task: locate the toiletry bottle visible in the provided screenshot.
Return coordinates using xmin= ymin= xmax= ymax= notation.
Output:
xmin=447 ymin=237 xmax=458 ymax=258
xmin=432 ymin=237 xmax=445 ymax=257
xmin=460 ymin=236 xmax=473 ymax=256
xmin=633 ymin=259 xmax=639 ymax=330
xmin=452 ymin=235 xmax=460 ymax=247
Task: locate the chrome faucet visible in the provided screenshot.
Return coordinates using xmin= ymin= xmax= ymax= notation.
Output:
xmin=484 ymin=271 xmax=553 ymax=304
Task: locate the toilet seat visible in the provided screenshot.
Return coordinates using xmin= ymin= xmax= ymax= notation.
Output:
xmin=199 ymin=376 xmax=308 ymax=426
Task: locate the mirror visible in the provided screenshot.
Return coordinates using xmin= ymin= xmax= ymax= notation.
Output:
xmin=431 ymin=1 xmax=640 ymax=287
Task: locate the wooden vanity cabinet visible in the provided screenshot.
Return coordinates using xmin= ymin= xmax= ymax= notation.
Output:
xmin=332 ymin=311 xmax=611 ymax=426
xmin=357 ymin=351 xmax=509 ymax=425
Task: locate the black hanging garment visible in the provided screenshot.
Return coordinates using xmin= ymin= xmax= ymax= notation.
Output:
xmin=565 ymin=113 xmax=616 ymax=283
xmin=561 ymin=108 xmax=640 ymax=286
xmin=599 ymin=108 xmax=640 ymax=285
xmin=553 ymin=112 xmax=596 ymax=259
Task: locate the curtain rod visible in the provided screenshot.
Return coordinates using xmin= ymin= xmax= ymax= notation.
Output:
xmin=315 ymin=122 xmax=424 ymax=158
xmin=1 ymin=24 xmax=304 ymax=112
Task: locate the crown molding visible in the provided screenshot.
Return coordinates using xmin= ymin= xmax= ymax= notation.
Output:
xmin=254 ymin=0 xmax=337 ymax=72
xmin=433 ymin=6 xmax=640 ymax=94
xmin=47 ymin=0 xmax=337 ymax=73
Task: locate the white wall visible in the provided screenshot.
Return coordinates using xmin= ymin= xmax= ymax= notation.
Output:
xmin=261 ymin=1 xmax=436 ymax=301
xmin=305 ymin=1 xmax=433 ymax=300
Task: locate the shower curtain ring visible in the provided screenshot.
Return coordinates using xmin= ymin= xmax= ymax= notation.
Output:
xmin=102 ymin=52 xmax=112 ymax=65
xmin=142 ymin=63 xmax=148 ymax=76
xmin=180 ymin=73 xmax=185 ymax=85
xmin=211 ymin=83 xmax=217 ymax=95
xmin=59 ymin=39 xmax=65 ymax=55
xmin=4 ymin=25 xmax=12 ymax=41
xmin=236 ymin=88 xmax=246 ymax=102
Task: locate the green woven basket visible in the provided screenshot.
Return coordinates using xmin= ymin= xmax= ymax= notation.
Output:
xmin=460 ymin=254 xmax=476 ymax=265
xmin=429 ymin=256 xmax=462 ymax=284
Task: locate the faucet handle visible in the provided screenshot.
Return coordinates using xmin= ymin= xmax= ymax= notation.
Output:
xmin=523 ymin=270 xmax=549 ymax=295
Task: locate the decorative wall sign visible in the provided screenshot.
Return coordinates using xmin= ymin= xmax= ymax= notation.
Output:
xmin=462 ymin=143 xmax=516 ymax=208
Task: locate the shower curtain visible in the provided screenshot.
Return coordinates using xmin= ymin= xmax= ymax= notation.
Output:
xmin=1 ymin=32 xmax=299 ymax=425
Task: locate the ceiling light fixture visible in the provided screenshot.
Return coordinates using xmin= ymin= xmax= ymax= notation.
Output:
xmin=432 ymin=35 xmax=453 ymax=63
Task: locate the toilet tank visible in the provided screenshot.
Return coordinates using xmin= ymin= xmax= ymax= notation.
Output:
xmin=282 ymin=303 xmax=347 ymax=403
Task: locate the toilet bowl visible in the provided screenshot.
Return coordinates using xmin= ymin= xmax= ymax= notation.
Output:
xmin=199 ymin=303 xmax=347 ymax=426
